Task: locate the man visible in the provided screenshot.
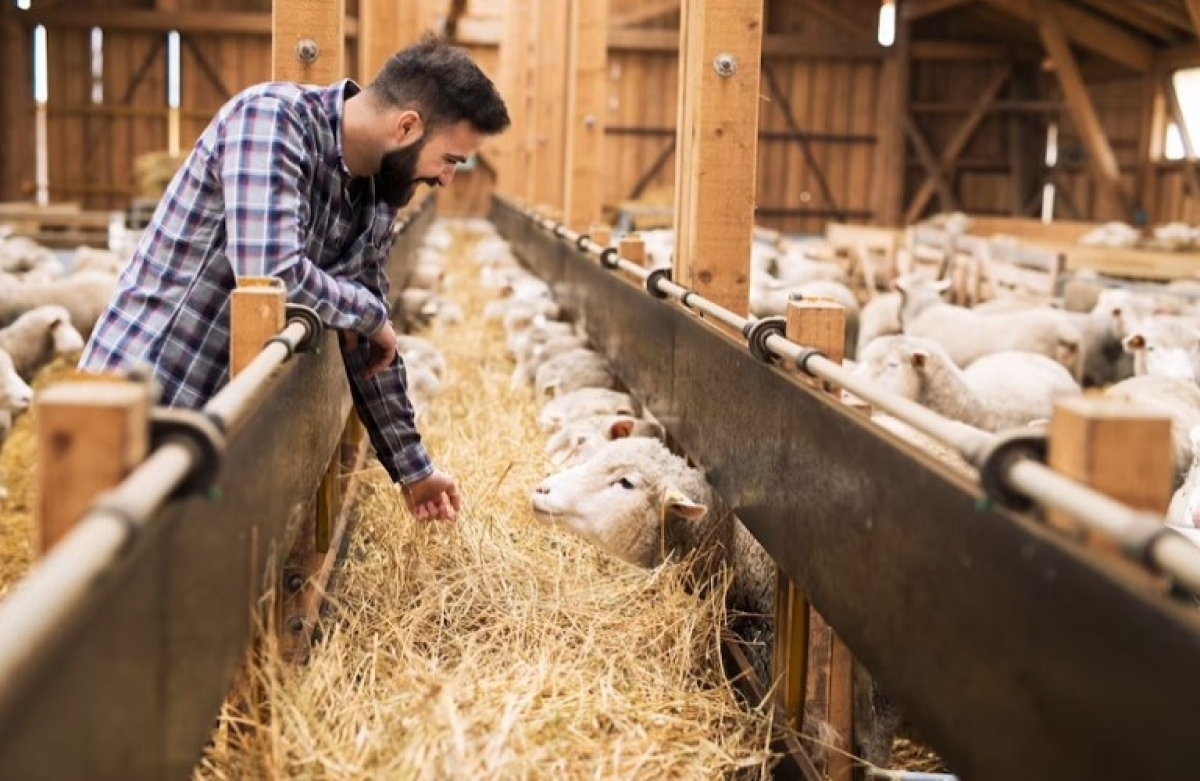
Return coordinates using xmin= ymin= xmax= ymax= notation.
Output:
xmin=79 ymin=36 xmax=510 ymax=522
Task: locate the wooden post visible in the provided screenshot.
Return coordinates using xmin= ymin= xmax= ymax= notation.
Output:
xmin=618 ymin=235 xmax=646 ymax=266
xmin=1035 ymin=0 xmax=1131 ymax=217
xmin=589 ymin=222 xmax=613 ymax=247
xmin=1047 ymin=397 xmax=1174 ymax=555
xmin=671 ymin=0 xmax=763 ymax=317
xmin=563 ymin=0 xmax=608 ymax=232
xmin=872 ymin=15 xmax=910 ymax=227
xmin=531 ymin=0 xmax=570 ymax=211
xmin=357 ymin=0 xmax=420 ymax=84
xmin=36 ymin=380 xmax=150 ymax=554
xmin=522 ymin=0 xmax=542 ymax=205
xmin=230 ymin=278 xmax=286 ymax=376
xmin=494 ymin=0 xmax=532 ymax=194
xmin=272 ymin=0 xmax=345 ymax=83
xmin=784 ymin=298 xmax=846 ymax=391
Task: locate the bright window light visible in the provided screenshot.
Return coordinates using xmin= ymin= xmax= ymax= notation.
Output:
xmin=1166 ymin=68 xmax=1200 ymax=159
xmin=90 ymin=27 xmax=103 ymax=104
xmin=167 ymin=31 xmax=181 ymax=108
xmin=17 ymin=0 xmax=32 ymax=10
xmin=1165 ymin=122 xmax=1186 ymax=161
xmin=33 ymin=24 xmax=47 ymax=104
xmin=878 ymin=0 xmax=896 ymax=48
xmin=1044 ymin=122 xmax=1059 ymax=168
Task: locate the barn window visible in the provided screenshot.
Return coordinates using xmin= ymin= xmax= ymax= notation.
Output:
xmin=1164 ymin=67 xmax=1200 ymax=161
xmin=90 ymin=27 xmax=103 ymax=105
xmin=877 ymin=0 xmax=896 ymax=47
xmin=33 ymin=23 xmax=48 ymax=205
xmin=16 ymin=0 xmax=31 ymax=10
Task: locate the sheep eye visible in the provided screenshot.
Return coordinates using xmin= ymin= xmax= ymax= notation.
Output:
xmin=617 ymin=477 xmax=636 ymax=489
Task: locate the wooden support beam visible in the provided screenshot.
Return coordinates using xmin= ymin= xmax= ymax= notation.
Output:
xmin=909 ymin=40 xmax=1010 ymax=60
xmin=531 ymin=0 xmax=570 ymax=211
xmin=494 ymin=0 xmax=532 ymax=194
xmin=872 ymin=17 xmax=910 ymax=226
xmin=902 ymin=0 xmax=977 ymax=20
xmin=357 ymin=0 xmax=420 ymax=84
xmin=904 ymin=118 xmax=959 ymax=217
xmin=983 ymin=0 xmax=1154 ymax=73
xmin=610 ymin=28 xmax=886 ymax=58
xmin=1007 ymin=69 xmax=1038 ymax=214
xmin=230 ymin=279 xmax=286 ymax=376
xmin=1188 ymin=0 xmax=1200 ymax=43
xmin=609 ymin=0 xmax=679 ymax=29
xmin=563 ymin=0 xmax=608 ymax=232
xmin=522 ymin=1 xmax=541 ymax=205
xmin=672 ymin=0 xmax=763 ymax=317
xmin=1036 ymin=1 xmax=1131 ymax=216
xmin=36 ymin=381 xmax=150 ymax=554
xmin=444 ymin=0 xmax=469 ymax=41
xmin=1076 ymin=0 xmax=1177 ymax=42
xmin=272 ymin=0 xmax=345 ymax=83
xmin=905 ymin=63 xmax=1011 ymax=222
xmin=19 ymin=8 xmax=358 ymax=37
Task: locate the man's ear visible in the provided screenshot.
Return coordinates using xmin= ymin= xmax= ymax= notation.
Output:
xmin=395 ymin=109 xmax=425 ymax=144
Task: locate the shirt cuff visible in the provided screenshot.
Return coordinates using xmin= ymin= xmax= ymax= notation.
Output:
xmin=358 ymin=296 xmax=390 ymax=337
xmin=394 ymin=441 xmax=435 ymax=486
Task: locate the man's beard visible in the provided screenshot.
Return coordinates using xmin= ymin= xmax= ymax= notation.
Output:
xmin=375 ymin=140 xmax=441 ymax=209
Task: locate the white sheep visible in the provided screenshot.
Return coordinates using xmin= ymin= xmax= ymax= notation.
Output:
xmin=544 ymin=412 xmax=666 ymax=467
xmin=856 ymin=292 xmax=903 ymax=356
xmin=1104 ymin=375 xmax=1200 ymax=489
xmin=0 ymin=305 xmax=85 ymax=380
xmin=1167 ymin=424 xmax=1200 ymax=528
xmin=395 ymin=333 xmax=447 ymax=379
xmin=1121 ymin=315 xmax=1200 ymax=383
xmin=512 ymin=333 xmax=588 ymax=389
xmin=71 ymin=246 xmax=127 ymax=276
xmin=0 ymin=348 xmax=33 ymax=418
xmin=530 ymin=437 xmax=773 ymax=616
xmin=534 ymin=348 xmax=617 ymax=398
xmin=0 ymin=270 xmax=118 ymax=336
xmin=854 ymin=334 xmax=1081 ymax=431
xmin=539 ymin=387 xmax=642 ymax=432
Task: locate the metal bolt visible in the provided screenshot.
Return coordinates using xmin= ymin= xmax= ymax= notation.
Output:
xmin=584 ymin=114 xmax=597 ymax=129
xmin=296 ymin=39 xmax=320 ymax=64
xmin=788 ymin=292 xmax=805 ymax=302
xmin=713 ymin=54 xmax=738 ymax=77
xmin=287 ymin=616 xmax=305 ymax=634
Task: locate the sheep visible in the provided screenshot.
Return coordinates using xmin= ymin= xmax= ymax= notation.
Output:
xmin=900 ymin=285 xmax=1083 ymax=372
xmin=1167 ymin=424 xmax=1200 ymax=528
xmin=512 ymin=333 xmax=589 ymax=389
xmin=1070 ymin=289 xmax=1149 ymax=387
xmin=545 ymin=412 xmax=666 ymax=467
xmin=0 ymin=348 xmax=33 ymax=419
xmin=71 ymin=246 xmax=127 ymax=276
xmin=395 ymin=333 xmax=447 ymax=379
xmin=530 ymin=437 xmax=773 ymax=616
xmin=507 ymin=317 xmax=575 ymax=359
xmin=854 ymin=334 xmax=1081 ymax=432
xmin=534 ymin=347 xmax=617 ymax=398
xmin=0 ymin=270 xmax=118 ymax=336
xmin=1121 ymin=315 xmax=1200 ymax=383
xmin=539 ymin=387 xmax=642 ymax=433
xmin=1104 ymin=375 xmax=1200 ymax=489
xmin=405 ymin=361 xmax=442 ymax=421
xmin=856 ymin=292 xmax=903 ymax=356
xmin=0 ymin=305 xmax=85 ymax=380
xmin=1079 ymin=221 xmax=1141 ymax=249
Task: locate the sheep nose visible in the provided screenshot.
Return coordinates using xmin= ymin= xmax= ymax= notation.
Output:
xmin=534 ymin=484 xmax=550 ymax=495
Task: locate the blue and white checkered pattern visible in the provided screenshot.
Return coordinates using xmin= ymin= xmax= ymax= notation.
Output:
xmin=80 ymin=79 xmax=433 ymax=485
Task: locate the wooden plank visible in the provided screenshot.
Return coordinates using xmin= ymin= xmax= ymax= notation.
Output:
xmin=36 ymin=381 xmax=150 ymax=554
xmin=230 ymin=279 xmax=286 ymax=376
xmin=906 ymin=63 xmax=1011 ymax=222
xmin=910 ymin=40 xmax=1008 ymax=60
xmin=902 ymin=0 xmax=978 ymax=20
xmin=1036 ymin=1 xmax=1131 ymax=216
xmin=871 ymin=17 xmax=910 ymax=226
xmin=521 ymin=0 xmax=541 ymax=205
xmin=609 ymin=0 xmax=679 ymax=29
xmin=357 ymin=0 xmax=419 ymax=84
xmin=19 ymin=8 xmax=358 ymax=37
xmin=272 ymin=0 xmax=345 ymax=82
xmin=982 ymin=0 xmax=1153 ymax=73
xmin=905 ymin=117 xmax=959 ymax=218
xmin=671 ymin=0 xmax=764 ymax=317
xmin=531 ymin=0 xmax=570 ymax=210
xmin=1188 ymin=0 xmax=1200 ymax=43
xmin=1163 ymin=76 xmax=1200 ymax=198
xmin=795 ymin=0 xmax=875 ymax=40
xmin=1076 ymin=0 xmax=1177 ymax=42
xmin=563 ymin=0 xmax=608 ymax=231
xmin=610 ymin=28 xmax=886 ymax=58
xmin=493 ymin=0 xmax=531 ymax=193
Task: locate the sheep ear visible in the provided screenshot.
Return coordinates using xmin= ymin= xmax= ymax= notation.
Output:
xmin=909 ymin=350 xmax=928 ymax=370
xmin=608 ymin=416 xmax=637 ymax=439
xmin=1122 ymin=333 xmax=1146 ymax=352
xmin=662 ymin=487 xmax=708 ymax=521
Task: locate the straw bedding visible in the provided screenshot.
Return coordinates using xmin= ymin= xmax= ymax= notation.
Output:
xmin=193 ymin=220 xmax=782 ymax=779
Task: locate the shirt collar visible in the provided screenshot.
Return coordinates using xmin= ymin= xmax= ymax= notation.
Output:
xmin=323 ymin=78 xmax=360 ymax=179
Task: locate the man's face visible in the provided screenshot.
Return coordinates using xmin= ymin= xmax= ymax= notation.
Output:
xmin=376 ymin=117 xmax=486 ymax=209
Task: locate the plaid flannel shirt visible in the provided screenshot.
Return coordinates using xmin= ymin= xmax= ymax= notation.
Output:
xmin=79 ymin=79 xmax=434 ymax=485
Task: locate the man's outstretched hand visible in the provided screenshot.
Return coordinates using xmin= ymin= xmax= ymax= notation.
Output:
xmin=404 ymin=469 xmax=461 ymax=522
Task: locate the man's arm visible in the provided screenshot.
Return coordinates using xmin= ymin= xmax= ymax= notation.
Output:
xmin=217 ymin=95 xmax=388 ymax=337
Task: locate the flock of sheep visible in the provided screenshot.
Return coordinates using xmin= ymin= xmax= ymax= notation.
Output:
xmin=0 ymin=229 xmax=124 ymax=499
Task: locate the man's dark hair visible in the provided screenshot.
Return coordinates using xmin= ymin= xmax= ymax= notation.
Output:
xmin=368 ymin=34 xmax=511 ymax=135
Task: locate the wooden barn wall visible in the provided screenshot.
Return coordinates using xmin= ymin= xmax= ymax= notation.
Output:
xmin=1 ymin=3 xmax=35 ymax=204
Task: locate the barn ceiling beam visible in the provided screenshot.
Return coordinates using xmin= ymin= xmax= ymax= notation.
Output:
xmin=1075 ymin=0 xmax=1177 ymax=42
xmin=1035 ymin=0 xmax=1132 ymax=216
xmin=902 ymin=0 xmax=977 ymax=22
xmin=609 ymin=0 xmax=679 ymax=29
xmin=16 ymin=8 xmax=359 ymax=36
xmin=982 ymin=0 xmax=1154 ymax=72
xmin=1187 ymin=0 xmax=1200 ymax=43
xmin=905 ymin=63 xmax=1012 ymax=223
xmin=794 ymin=0 xmax=876 ymax=40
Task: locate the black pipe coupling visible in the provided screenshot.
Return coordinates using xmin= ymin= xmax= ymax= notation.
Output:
xmin=149 ymin=407 xmax=228 ymax=500
xmin=646 ymin=268 xmax=673 ymax=299
xmin=278 ymin=304 xmax=324 ymax=355
xmin=600 ymin=247 xmax=620 ymax=269
xmin=552 ymin=224 xmax=568 ymax=238
xmin=977 ymin=429 xmax=1048 ymax=512
xmin=744 ymin=316 xmax=786 ymax=363
xmin=576 ymin=234 xmax=591 ymax=252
